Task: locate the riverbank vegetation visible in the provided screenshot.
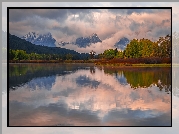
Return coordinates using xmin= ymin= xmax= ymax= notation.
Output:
xmin=95 ymin=35 xmax=171 ymax=66
xmin=9 ymin=34 xmax=171 ymax=66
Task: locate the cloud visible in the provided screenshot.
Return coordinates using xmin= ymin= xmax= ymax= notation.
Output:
xmin=9 ymin=8 xmax=171 ymax=54
xmin=129 ymin=21 xmax=142 ymax=31
xmin=9 ymin=9 xmax=101 ymax=22
xmin=9 ymin=9 xmax=68 ymax=22
xmin=108 ymin=9 xmax=170 ymax=15
xmin=153 ymin=27 xmax=171 ymax=37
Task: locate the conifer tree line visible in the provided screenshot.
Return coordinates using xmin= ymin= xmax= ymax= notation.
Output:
xmin=8 ymin=34 xmax=172 ymax=61
xmin=8 ymin=34 xmax=89 ymax=61
xmin=9 ymin=50 xmax=81 ymax=61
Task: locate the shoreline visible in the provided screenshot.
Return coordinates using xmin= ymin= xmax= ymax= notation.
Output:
xmin=8 ymin=60 xmax=172 ymax=67
xmin=8 ymin=60 xmax=94 ymax=63
xmin=94 ymin=64 xmax=171 ymax=68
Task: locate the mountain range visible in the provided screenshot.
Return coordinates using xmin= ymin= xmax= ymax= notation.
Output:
xmin=58 ymin=33 xmax=130 ymax=50
xmin=21 ymin=32 xmax=56 ymax=47
xmin=75 ymin=33 xmax=102 ymax=48
xmin=20 ymin=32 xmax=130 ymax=50
xmin=58 ymin=33 xmax=102 ymax=48
xmin=10 ymin=33 xmax=82 ymax=55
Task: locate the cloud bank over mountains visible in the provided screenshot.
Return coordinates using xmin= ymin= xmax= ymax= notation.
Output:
xmin=9 ymin=8 xmax=171 ymax=54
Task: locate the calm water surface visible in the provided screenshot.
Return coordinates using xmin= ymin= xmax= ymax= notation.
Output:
xmin=9 ymin=63 xmax=171 ymax=126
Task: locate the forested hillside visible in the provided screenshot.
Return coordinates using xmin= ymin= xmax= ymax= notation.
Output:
xmin=9 ymin=34 xmax=89 ymax=60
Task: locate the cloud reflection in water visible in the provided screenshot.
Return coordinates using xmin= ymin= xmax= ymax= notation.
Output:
xmin=9 ymin=64 xmax=171 ymax=126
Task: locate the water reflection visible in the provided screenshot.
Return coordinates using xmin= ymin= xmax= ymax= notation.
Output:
xmin=9 ymin=64 xmax=171 ymax=126
xmin=9 ymin=63 xmax=92 ymax=89
xmin=76 ymin=75 xmax=100 ymax=89
xmin=27 ymin=76 xmax=56 ymax=91
xmin=90 ymin=66 xmax=95 ymax=74
xmin=114 ymin=71 xmax=128 ymax=85
xmin=103 ymin=67 xmax=171 ymax=91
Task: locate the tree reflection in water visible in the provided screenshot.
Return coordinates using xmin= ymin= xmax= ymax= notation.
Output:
xmin=102 ymin=67 xmax=171 ymax=92
xmin=9 ymin=64 xmax=171 ymax=126
xmin=90 ymin=66 xmax=95 ymax=74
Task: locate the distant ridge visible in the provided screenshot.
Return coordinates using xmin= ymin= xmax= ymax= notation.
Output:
xmin=9 ymin=33 xmax=89 ymax=60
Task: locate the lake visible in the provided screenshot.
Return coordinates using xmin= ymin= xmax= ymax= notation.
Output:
xmin=9 ymin=63 xmax=171 ymax=126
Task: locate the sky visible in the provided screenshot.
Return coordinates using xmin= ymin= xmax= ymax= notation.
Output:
xmin=8 ymin=8 xmax=171 ymax=53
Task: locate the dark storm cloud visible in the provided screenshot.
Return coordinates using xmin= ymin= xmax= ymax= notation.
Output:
xmin=129 ymin=21 xmax=142 ymax=31
xmin=154 ymin=27 xmax=171 ymax=37
xmin=9 ymin=9 xmax=68 ymax=22
xmin=9 ymin=9 xmax=31 ymax=22
xmin=9 ymin=16 xmax=51 ymax=36
xmin=9 ymin=9 xmax=101 ymax=22
xmin=161 ymin=19 xmax=171 ymax=25
xmin=9 ymin=8 xmax=171 ymax=53
xmin=9 ymin=9 xmax=101 ymax=37
xmin=52 ymin=26 xmax=76 ymax=36
xmin=67 ymin=9 xmax=100 ymax=15
xmin=108 ymin=9 xmax=170 ymax=15
xmin=146 ymin=21 xmax=156 ymax=30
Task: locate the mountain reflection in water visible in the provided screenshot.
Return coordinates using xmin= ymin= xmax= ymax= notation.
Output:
xmin=9 ymin=63 xmax=171 ymax=126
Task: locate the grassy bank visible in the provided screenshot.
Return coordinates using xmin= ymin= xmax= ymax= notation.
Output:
xmin=9 ymin=59 xmax=96 ymax=63
xmin=9 ymin=59 xmax=171 ymax=67
xmin=94 ymin=63 xmax=171 ymax=67
xmin=94 ymin=58 xmax=171 ymax=67
xmin=9 ymin=60 xmax=63 ymax=63
xmin=131 ymin=63 xmax=171 ymax=67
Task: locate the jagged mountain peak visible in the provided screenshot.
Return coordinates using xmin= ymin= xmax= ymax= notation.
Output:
xmin=21 ymin=32 xmax=56 ymax=47
xmin=58 ymin=33 xmax=102 ymax=48
xmin=22 ymin=32 xmax=38 ymax=40
xmin=75 ymin=33 xmax=102 ymax=48
xmin=89 ymin=33 xmax=99 ymax=38
xmin=114 ymin=37 xmax=130 ymax=50
xmin=92 ymin=33 xmax=97 ymax=36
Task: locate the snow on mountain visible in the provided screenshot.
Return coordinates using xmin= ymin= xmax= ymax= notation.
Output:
xmin=21 ymin=32 xmax=56 ymax=47
xmin=75 ymin=33 xmax=102 ymax=48
xmin=58 ymin=33 xmax=130 ymax=50
xmin=114 ymin=37 xmax=130 ymax=50
xmin=58 ymin=33 xmax=102 ymax=48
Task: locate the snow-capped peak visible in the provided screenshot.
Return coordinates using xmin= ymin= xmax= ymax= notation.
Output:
xmin=21 ymin=32 xmax=56 ymax=47
xmin=22 ymin=32 xmax=39 ymax=40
